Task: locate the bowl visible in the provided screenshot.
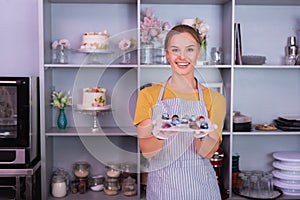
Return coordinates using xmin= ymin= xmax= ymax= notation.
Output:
xmin=242 ymin=55 xmax=266 ymax=65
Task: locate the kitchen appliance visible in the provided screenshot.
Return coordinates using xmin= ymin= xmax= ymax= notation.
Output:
xmin=0 ymin=77 xmax=40 ymax=167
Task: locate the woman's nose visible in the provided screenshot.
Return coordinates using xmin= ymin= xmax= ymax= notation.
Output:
xmin=178 ymin=51 xmax=186 ymax=59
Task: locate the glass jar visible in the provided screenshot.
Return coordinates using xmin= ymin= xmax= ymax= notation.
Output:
xmin=51 ymin=175 xmax=67 ymax=198
xmin=73 ymin=161 xmax=90 ymax=178
xmin=71 ymin=179 xmax=79 ymax=194
xmin=122 ymin=176 xmax=137 ymax=196
xmin=53 ymin=168 xmax=70 ymax=193
xmin=121 ymin=162 xmax=137 ymax=180
xmin=78 ymin=180 xmax=86 ymax=194
xmin=104 ymin=178 xmax=120 ymax=196
xmin=106 ymin=162 xmax=121 ymax=178
xmin=89 ymin=174 xmax=105 ymax=192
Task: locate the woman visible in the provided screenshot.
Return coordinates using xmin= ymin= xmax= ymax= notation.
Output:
xmin=134 ymin=24 xmax=226 ymax=200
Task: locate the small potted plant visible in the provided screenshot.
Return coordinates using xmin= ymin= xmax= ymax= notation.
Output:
xmin=51 ymin=90 xmax=72 ymax=129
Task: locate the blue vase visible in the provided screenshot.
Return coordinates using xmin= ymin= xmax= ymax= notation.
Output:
xmin=57 ymin=109 xmax=67 ymax=129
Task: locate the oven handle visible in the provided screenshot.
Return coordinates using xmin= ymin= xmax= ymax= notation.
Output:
xmin=0 ymin=81 xmax=17 ymax=84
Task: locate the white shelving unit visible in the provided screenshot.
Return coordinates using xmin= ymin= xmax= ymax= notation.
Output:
xmin=38 ymin=0 xmax=300 ymax=199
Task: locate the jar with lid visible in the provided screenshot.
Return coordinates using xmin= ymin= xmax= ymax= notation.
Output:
xmin=53 ymin=168 xmax=70 ymax=193
xmin=106 ymin=162 xmax=121 ymax=178
xmin=89 ymin=174 xmax=105 ymax=192
xmin=121 ymin=162 xmax=137 ymax=180
xmin=122 ymin=176 xmax=137 ymax=196
xmin=78 ymin=180 xmax=86 ymax=194
xmin=73 ymin=161 xmax=90 ymax=178
xmin=104 ymin=178 xmax=120 ymax=196
xmin=51 ymin=175 xmax=67 ymax=198
xmin=71 ymin=179 xmax=79 ymax=194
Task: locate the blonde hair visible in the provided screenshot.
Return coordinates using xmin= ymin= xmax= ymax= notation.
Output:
xmin=164 ymin=24 xmax=202 ymax=50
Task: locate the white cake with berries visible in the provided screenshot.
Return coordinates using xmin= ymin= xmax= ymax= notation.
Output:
xmin=80 ymin=31 xmax=110 ymax=50
xmin=82 ymin=87 xmax=106 ymax=107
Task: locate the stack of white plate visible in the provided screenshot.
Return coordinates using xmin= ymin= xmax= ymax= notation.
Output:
xmin=272 ymin=151 xmax=300 ymax=196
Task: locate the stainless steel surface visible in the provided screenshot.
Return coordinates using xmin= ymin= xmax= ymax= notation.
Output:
xmin=0 ymin=149 xmax=25 ymax=164
xmin=0 ymin=161 xmax=40 ymax=176
xmin=0 ymin=161 xmax=40 ymax=200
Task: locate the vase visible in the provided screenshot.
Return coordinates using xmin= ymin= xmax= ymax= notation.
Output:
xmin=197 ymin=45 xmax=208 ymax=65
xmin=141 ymin=43 xmax=154 ymax=64
xmin=120 ymin=52 xmax=131 ymax=64
xmin=57 ymin=109 xmax=67 ymax=129
xmin=54 ymin=44 xmax=69 ymax=64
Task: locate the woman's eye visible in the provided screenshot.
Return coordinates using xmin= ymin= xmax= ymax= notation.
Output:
xmin=187 ymin=48 xmax=195 ymax=52
xmin=171 ymin=48 xmax=179 ymax=53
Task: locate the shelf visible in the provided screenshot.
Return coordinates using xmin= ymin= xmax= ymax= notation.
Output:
xmin=44 ymin=64 xmax=138 ymax=68
xmin=49 ymin=191 xmax=140 ymax=200
xmin=234 ymin=65 xmax=300 ymax=69
xmin=229 ymin=193 xmax=300 ymax=200
xmin=140 ymin=64 xmax=232 ymax=68
xmin=49 ymin=0 xmax=137 ymax=4
xmin=235 ymin=0 xmax=300 ymax=6
xmin=232 ymin=131 xmax=300 ymax=136
xmin=142 ymin=0 xmax=230 ymax=5
xmin=45 ymin=127 xmax=137 ymax=136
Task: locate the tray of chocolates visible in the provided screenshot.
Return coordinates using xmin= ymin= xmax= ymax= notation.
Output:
xmin=152 ymin=113 xmax=217 ymax=140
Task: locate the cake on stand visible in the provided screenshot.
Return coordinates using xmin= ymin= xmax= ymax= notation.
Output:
xmin=76 ymin=104 xmax=111 ymax=132
xmin=77 ymin=49 xmax=113 ymax=64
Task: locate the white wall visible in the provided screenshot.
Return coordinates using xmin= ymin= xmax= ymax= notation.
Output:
xmin=0 ymin=0 xmax=39 ymax=76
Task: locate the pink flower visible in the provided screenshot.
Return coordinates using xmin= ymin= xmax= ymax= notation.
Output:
xmin=119 ymin=39 xmax=131 ymax=50
xmin=52 ymin=39 xmax=71 ymax=49
xmin=140 ymin=8 xmax=170 ymax=45
xmin=118 ymin=38 xmax=136 ymax=51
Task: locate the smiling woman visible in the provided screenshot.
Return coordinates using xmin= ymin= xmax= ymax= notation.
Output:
xmin=134 ymin=24 xmax=226 ymax=200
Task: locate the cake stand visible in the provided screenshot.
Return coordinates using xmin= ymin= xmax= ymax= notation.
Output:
xmin=76 ymin=104 xmax=111 ymax=132
xmin=77 ymin=49 xmax=113 ymax=64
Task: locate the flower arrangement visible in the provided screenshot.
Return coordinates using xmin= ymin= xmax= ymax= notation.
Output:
xmin=140 ymin=8 xmax=170 ymax=47
xmin=52 ymin=39 xmax=71 ymax=49
xmin=51 ymin=90 xmax=72 ymax=109
xmin=182 ymin=17 xmax=209 ymax=50
xmin=118 ymin=38 xmax=137 ymax=51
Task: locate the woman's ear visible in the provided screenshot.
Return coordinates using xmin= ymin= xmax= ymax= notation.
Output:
xmin=197 ymin=47 xmax=202 ymax=58
xmin=165 ymin=50 xmax=170 ymax=60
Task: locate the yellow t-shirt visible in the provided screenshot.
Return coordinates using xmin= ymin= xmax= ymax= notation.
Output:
xmin=134 ymin=83 xmax=226 ymax=140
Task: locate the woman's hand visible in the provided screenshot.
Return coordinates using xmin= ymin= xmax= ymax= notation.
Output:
xmin=194 ymin=130 xmax=220 ymax=159
xmin=137 ymin=119 xmax=166 ymax=159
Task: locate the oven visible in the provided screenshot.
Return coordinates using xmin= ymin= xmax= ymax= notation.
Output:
xmin=0 ymin=77 xmax=39 ymax=167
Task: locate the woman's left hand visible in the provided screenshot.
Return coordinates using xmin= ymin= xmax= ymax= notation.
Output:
xmin=194 ymin=130 xmax=220 ymax=159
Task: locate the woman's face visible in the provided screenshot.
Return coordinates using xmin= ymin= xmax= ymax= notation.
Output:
xmin=166 ymin=32 xmax=201 ymax=77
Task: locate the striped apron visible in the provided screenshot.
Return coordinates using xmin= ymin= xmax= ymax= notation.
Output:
xmin=146 ymin=80 xmax=221 ymax=200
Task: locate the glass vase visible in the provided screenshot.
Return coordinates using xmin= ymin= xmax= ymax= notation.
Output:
xmin=57 ymin=109 xmax=67 ymax=129
xmin=141 ymin=43 xmax=154 ymax=64
xmin=120 ymin=52 xmax=131 ymax=64
xmin=55 ymin=44 xmax=69 ymax=64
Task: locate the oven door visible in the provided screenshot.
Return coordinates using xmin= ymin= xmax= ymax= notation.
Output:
xmin=0 ymin=77 xmax=30 ymax=147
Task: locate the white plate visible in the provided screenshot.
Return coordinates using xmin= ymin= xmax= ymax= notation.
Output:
xmin=273 ymin=161 xmax=300 ymax=171
xmin=273 ymin=178 xmax=300 ymax=190
xmin=273 ymin=151 xmax=300 ymax=162
xmin=77 ymin=49 xmax=113 ymax=54
xmin=272 ymin=170 xmax=300 ymax=180
xmin=152 ymin=130 xmax=175 ymax=140
xmin=76 ymin=104 xmax=111 ymax=111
